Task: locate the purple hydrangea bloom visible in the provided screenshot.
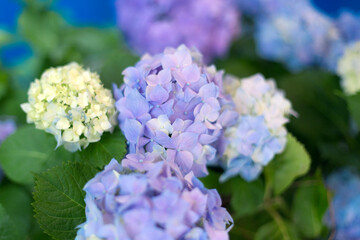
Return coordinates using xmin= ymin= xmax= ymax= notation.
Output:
xmin=114 ymin=45 xmax=237 ymax=177
xmin=0 ymin=119 xmax=16 ymax=182
xmin=220 ymin=116 xmax=283 ymax=182
xmin=324 ymin=169 xmax=360 ymax=240
xmin=116 ymin=0 xmax=240 ymax=63
xmin=0 ymin=119 xmax=16 ymax=144
xmin=76 ymin=159 xmax=233 ymax=240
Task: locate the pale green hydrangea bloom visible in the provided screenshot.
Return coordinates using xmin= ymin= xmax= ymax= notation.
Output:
xmin=21 ymin=62 xmax=117 ymax=152
xmin=337 ymin=42 xmax=360 ymax=95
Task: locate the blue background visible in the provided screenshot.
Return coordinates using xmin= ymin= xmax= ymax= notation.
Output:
xmin=1 ymin=0 xmax=360 ymax=33
xmin=0 ymin=0 xmax=359 ymax=67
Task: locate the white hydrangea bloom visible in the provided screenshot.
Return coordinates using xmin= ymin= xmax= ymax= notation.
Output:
xmin=337 ymin=41 xmax=360 ymax=95
xmin=21 ymin=62 xmax=117 ymax=152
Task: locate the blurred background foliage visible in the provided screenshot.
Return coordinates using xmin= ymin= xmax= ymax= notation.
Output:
xmin=0 ymin=0 xmax=360 ymax=239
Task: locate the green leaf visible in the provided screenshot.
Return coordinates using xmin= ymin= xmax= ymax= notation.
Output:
xmin=292 ymin=177 xmax=328 ymax=238
xmin=0 ymin=89 xmax=27 ymax=124
xmin=346 ymin=92 xmax=360 ymax=127
xmin=265 ymin=133 xmax=311 ymax=195
xmin=33 ymin=161 xmax=98 ymax=240
xmin=18 ymin=7 xmax=64 ymax=55
xmin=200 ymin=169 xmax=222 ymax=191
xmin=230 ymin=178 xmax=264 ymax=218
xmin=277 ymin=70 xmax=348 ymax=157
xmin=201 ymin=170 xmax=265 ymax=218
xmin=0 ymin=71 xmax=9 ymax=101
xmin=0 ymin=184 xmax=32 ymax=238
xmin=99 ymin=48 xmax=139 ymax=89
xmin=78 ymin=130 xmax=127 ymax=168
xmin=0 ymin=203 xmax=22 ymax=240
xmin=0 ymin=30 xmax=13 ymax=47
xmin=0 ymin=125 xmax=72 ymax=184
xmin=255 ymin=221 xmax=300 ymax=240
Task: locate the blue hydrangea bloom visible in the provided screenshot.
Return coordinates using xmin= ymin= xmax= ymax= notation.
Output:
xmin=324 ymin=169 xmax=360 ymax=240
xmin=220 ymin=116 xmax=283 ymax=182
xmin=219 ymin=74 xmax=293 ymax=182
xmin=238 ymin=0 xmax=360 ymax=72
xmin=254 ymin=1 xmax=336 ymax=71
xmin=237 ymin=0 xmax=303 ymax=16
xmin=115 ymin=0 xmax=240 ymax=63
xmin=114 ymin=45 xmax=238 ymax=178
xmin=76 ymin=159 xmax=233 ymax=240
xmin=0 ymin=119 xmax=16 ymax=182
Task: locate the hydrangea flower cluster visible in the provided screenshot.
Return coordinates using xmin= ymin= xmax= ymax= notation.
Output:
xmin=324 ymin=169 xmax=360 ymax=240
xmin=21 ymin=62 xmax=117 ymax=152
xmin=220 ymin=74 xmax=293 ymax=181
xmin=0 ymin=119 xmax=16 ymax=182
xmin=237 ymin=0 xmax=360 ymax=72
xmin=115 ymin=0 xmax=240 ymax=62
xmin=114 ymin=45 xmax=238 ymax=177
xmin=337 ymin=41 xmax=360 ymax=95
xmin=76 ymin=159 xmax=233 ymax=240
xmin=255 ymin=1 xmax=339 ymax=71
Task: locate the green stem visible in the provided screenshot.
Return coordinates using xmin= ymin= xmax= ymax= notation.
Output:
xmin=266 ymin=206 xmax=290 ymax=240
xmin=264 ymin=168 xmax=273 ymax=200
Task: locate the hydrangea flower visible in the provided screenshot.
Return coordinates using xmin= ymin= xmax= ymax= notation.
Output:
xmin=255 ymin=2 xmax=337 ymax=71
xmin=0 ymin=119 xmax=16 ymax=182
xmin=114 ymin=45 xmax=237 ymax=177
xmin=76 ymin=159 xmax=233 ymax=240
xmin=237 ymin=0 xmax=304 ymax=16
xmin=115 ymin=0 xmax=240 ymax=63
xmin=21 ymin=62 xmax=117 ymax=152
xmin=220 ymin=74 xmax=293 ymax=181
xmin=237 ymin=0 xmax=360 ymax=72
xmin=336 ymin=12 xmax=360 ymax=43
xmin=337 ymin=41 xmax=360 ymax=95
xmin=324 ymin=169 xmax=360 ymax=240
xmin=0 ymin=119 xmax=16 ymax=144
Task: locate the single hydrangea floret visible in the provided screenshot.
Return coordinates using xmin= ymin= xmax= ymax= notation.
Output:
xmin=337 ymin=41 xmax=360 ymax=95
xmin=21 ymin=62 xmax=117 ymax=152
xmin=116 ymin=0 xmax=240 ymax=62
xmin=220 ymin=74 xmax=294 ymax=181
xmin=114 ymin=45 xmax=237 ymax=177
xmin=76 ymin=159 xmax=233 ymax=240
xmin=324 ymin=169 xmax=360 ymax=240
